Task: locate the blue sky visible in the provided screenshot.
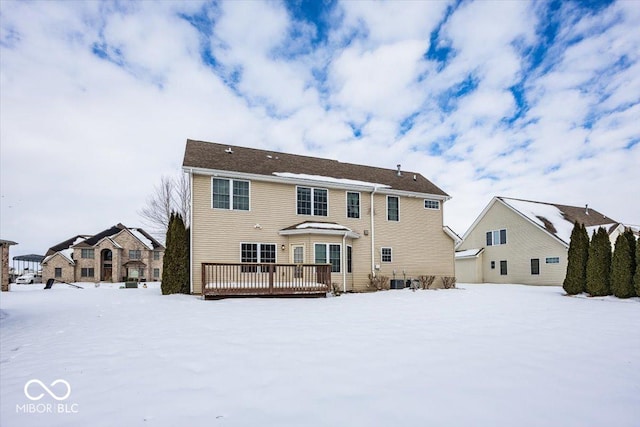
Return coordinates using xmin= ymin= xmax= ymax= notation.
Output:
xmin=1 ymin=0 xmax=639 ymax=256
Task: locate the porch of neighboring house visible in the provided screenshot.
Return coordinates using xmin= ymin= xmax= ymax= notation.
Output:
xmin=201 ymin=263 xmax=331 ymax=299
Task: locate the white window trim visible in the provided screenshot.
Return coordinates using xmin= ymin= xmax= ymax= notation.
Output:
xmin=486 ymin=228 xmax=507 ymax=246
xmin=381 ymin=247 xmax=392 ymax=263
xmin=346 ymin=191 xmax=361 ymax=219
xmin=239 ymin=242 xmax=277 ymax=263
xmin=545 ymin=257 xmax=560 ymax=264
xmin=347 ymin=245 xmax=353 ymax=274
xmin=211 ymin=177 xmax=251 ymax=211
xmin=296 ymin=186 xmax=329 ymax=217
xmin=314 ymin=242 xmax=341 ymax=273
xmin=424 ymin=199 xmax=440 ymax=210
xmin=386 ymin=195 xmax=400 ymax=222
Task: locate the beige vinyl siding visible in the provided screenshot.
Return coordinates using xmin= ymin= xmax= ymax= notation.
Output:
xmin=458 ymin=200 xmax=567 ymax=285
xmin=372 ymin=195 xmax=454 ymax=288
xmin=455 ymin=254 xmax=483 ymax=283
xmin=190 ymin=173 xmax=454 ymax=294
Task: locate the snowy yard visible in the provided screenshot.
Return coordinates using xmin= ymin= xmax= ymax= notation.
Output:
xmin=1 ymin=283 xmax=638 ymax=427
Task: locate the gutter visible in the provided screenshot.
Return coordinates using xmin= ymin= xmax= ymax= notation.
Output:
xmin=343 ymin=232 xmax=347 ymax=293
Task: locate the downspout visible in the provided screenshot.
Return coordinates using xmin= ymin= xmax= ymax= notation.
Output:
xmin=188 ymin=168 xmax=194 ymax=294
xmin=342 ymin=232 xmax=347 ymax=293
xmin=370 ymin=185 xmax=378 ymax=278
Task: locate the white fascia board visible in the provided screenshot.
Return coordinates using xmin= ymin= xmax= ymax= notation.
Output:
xmin=186 ymin=166 xmax=449 ymax=199
xmin=456 ymin=197 xmax=500 ymax=250
xmin=279 ymin=229 xmax=361 ymax=239
xmin=498 ymin=199 xmax=571 ymax=249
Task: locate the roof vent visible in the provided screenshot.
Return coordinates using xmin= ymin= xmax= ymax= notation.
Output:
xmin=396 ymin=164 xmax=401 ymax=177
xmin=585 ymin=204 xmax=589 ymax=215
xmin=225 ymin=147 xmax=233 ymax=154
xmin=413 ymin=174 xmax=417 ymax=181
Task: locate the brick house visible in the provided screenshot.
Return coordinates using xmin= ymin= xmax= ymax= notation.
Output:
xmin=42 ymin=224 xmax=164 ymax=283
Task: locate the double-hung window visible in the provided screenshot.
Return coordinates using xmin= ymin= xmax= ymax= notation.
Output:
xmin=297 ymin=187 xmax=328 ymax=216
xmin=315 ymin=243 xmax=341 ymax=273
xmin=381 ymin=247 xmax=392 ymax=263
xmin=213 ymin=178 xmax=250 ymax=210
xmin=81 ymin=249 xmax=94 ymax=259
xmin=129 ymin=250 xmax=141 ymax=260
xmin=486 ymin=229 xmax=507 ymax=246
xmin=347 ymin=192 xmax=360 ymax=218
xmin=387 ymin=196 xmax=399 ymax=221
xmin=241 ymin=243 xmax=276 ymax=272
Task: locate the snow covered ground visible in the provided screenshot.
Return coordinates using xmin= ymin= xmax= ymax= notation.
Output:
xmin=1 ymin=283 xmax=638 ymax=427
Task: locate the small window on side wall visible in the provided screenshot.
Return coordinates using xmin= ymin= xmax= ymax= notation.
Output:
xmin=491 ymin=261 xmax=495 ymax=269
xmin=381 ymin=247 xmax=392 ymax=263
xmin=531 ymin=258 xmax=540 ymax=275
xmin=500 ymin=260 xmax=507 ymax=275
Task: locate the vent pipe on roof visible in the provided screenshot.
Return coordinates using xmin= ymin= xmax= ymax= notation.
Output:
xmin=396 ymin=164 xmax=401 ymax=176
xmin=225 ymin=147 xmax=233 ymax=154
xmin=585 ymin=204 xmax=589 ymax=215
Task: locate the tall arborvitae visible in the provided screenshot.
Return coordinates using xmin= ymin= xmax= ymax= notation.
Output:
xmin=634 ymin=238 xmax=640 ymax=297
xmin=161 ymin=213 xmax=179 ymax=295
xmin=563 ymin=221 xmax=589 ymax=295
xmin=172 ymin=214 xmax=190 ymax=295
xmin=586 ymin=227 xmax=612 ymax=296
xmin=624 ymin=229 xmax=636 ymax=296
xmin=611 ymin=232 xmax=635 ymax=298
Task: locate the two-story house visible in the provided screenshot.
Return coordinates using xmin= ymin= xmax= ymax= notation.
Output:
xmin=455 ymin=197 xmax=626 ymax=285
xmin=182 ymin=139 xmax=456 ymax=295
xmin=42 ymin=223 xmax=164 ymax=283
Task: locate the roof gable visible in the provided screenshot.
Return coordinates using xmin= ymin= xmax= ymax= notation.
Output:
xmin=182 ymin=139 xmax=449 ymax=197
xmin=459 ymin=196 xmax=620 ymax=249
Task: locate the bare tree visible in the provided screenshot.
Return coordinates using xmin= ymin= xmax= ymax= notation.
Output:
xmin=139 ymin=174 xmax=190 ymax=243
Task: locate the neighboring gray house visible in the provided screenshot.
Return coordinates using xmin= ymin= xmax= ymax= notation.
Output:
xmin=455 ymin=197 xmax=628 ymax=286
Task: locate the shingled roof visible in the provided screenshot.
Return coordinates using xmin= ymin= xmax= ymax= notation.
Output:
xmin=182 ymin=139 xmax=449 ymax=197
xmin=498 ymin=197 xmax=619 ymax=245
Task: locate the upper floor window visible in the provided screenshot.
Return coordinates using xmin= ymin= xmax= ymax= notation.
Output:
xmin=546 ymin=257 xmax=560 ymax=264
xmin=153 ymin=251 xmax=161 ymax=260
xmin=129 ymin=250 xmax=141 ymax=260
xmin=387 ymin=196 xmax=399 ymax=221
xmin=424 ymin=199 xmax=440 ymax=210
xmin=347 ymin=192 xmax=360 ymax=218
xmin=297 ymin=187 xmax=327 ymax=216
xmin=486 ymin=229 xmax=507 ymax=246
xmin=81 ymin=249 xmax=94 ymax=259
xmin=212 ymin=178 xmax=250 ymax=211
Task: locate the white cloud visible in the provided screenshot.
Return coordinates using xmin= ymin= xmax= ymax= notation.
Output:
xmin=1 ymin=0 xmax=638 ymax=257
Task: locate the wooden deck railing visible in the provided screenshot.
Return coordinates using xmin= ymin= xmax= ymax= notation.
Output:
xmin=201 ymin=263 xmax=331 ymax=298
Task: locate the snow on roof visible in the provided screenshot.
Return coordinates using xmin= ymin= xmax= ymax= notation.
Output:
xmin=455 ymin=248 xmax=483 ymax=259
xmin=273 ymin=172 xmax=391 ymax=188
xmin=501 ymin=198 xmax=575 ymax=245
xmin=129 ymin=229 xmax=155 ymax=250
xmin=43 ymin=247 xmax=75 ymax=265
xmin=296 ymin=222 xmax=352 ymax=231
xmin=585 ymin=223 xmax=619 ymax=238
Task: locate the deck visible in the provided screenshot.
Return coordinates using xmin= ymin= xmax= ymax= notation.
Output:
xmin=201 ymin=263 xmax=331 ymax=299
